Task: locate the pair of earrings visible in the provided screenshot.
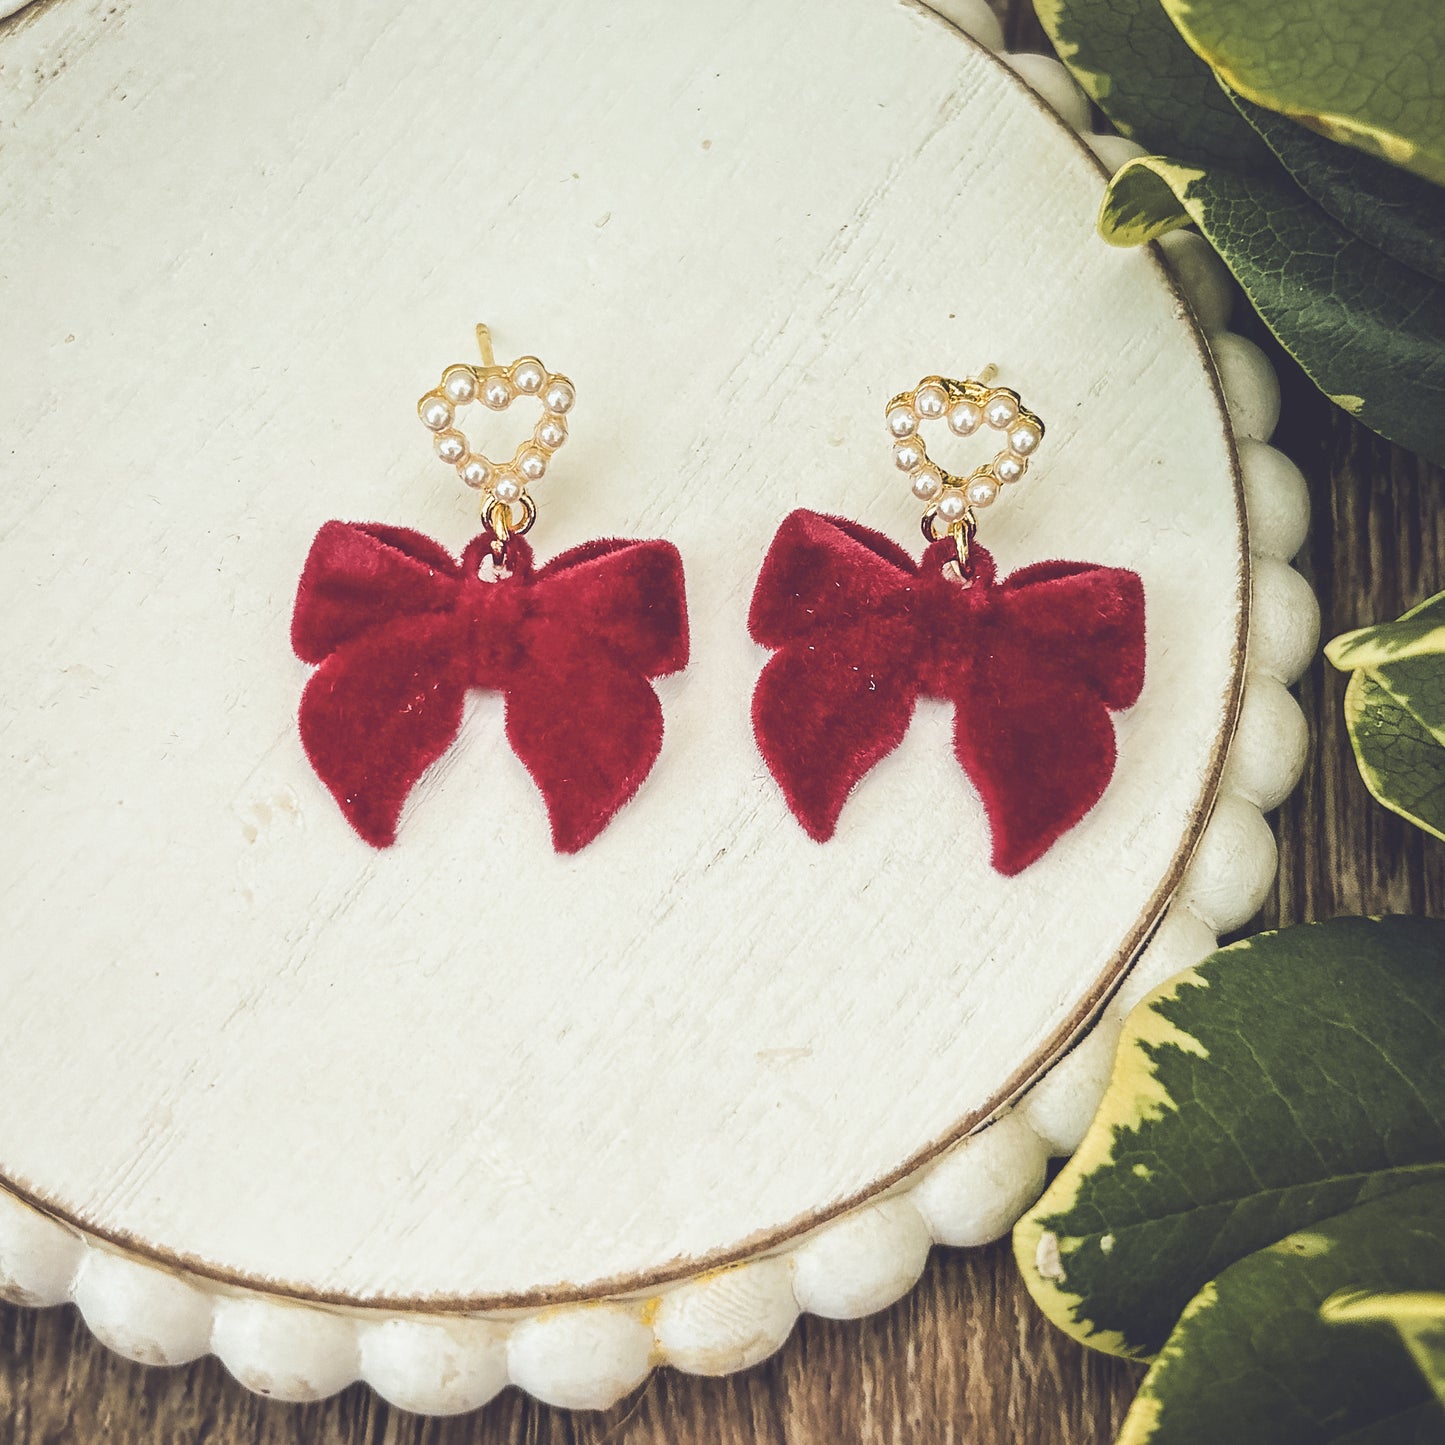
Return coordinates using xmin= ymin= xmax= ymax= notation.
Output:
xmin=292 ymin=327 xmax=1145 ymax=874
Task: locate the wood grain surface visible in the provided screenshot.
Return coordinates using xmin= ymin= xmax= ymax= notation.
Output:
xmin=3 ymin=1 xmax=1441 ymax=1441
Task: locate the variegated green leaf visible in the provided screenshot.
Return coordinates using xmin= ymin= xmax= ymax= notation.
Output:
xmin=1013 ymin=918 xmax=1445 ymax=1359
xmin=1338 ymin=674 xmax=1445 ymax=841
xmin=1228 ymin=89 xmax=1445 ymax=286
xmin=1328 ymin=591 xmax=1445 ymax=839
xmin=1160 ymin=0 xmax=1445 ymax=187
xmin=1325 ymin=1290 xmax=1445 ymax=1409
xmin=1097 ymin=158 xmax=1198 ymax=245
xmin=1098 ymin=157 xmax=1445 ymax=465
xmin=1326 ymin=592 xmax=1445 ymax=677
xmin=1117 ymin=1184 xmax=1445 ymax=1445
xmin=1033 ymin=0 xmax=1270 ymax=168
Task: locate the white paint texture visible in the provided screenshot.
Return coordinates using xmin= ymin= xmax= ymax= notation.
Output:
xmin=0 ymin=0 xmax=1315 ymax=1412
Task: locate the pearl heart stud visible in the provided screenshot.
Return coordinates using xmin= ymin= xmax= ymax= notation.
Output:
xmin=417 ymin=325 xmax=575 ymax=520
xmin=885 ymin=368 xmax=1043 ymax=517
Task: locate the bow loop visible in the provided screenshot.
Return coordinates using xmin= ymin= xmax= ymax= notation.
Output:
xmin=292 ymin=522 xmax=467 ymax=663
xmin=748 ymin=510 xmax=922 ymax=648
xmin=530 ymin=537 xmax=690 ymax=676
xmin=997 ymin=560 xmax=1145 ymax=709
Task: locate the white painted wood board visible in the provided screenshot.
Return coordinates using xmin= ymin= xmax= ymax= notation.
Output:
xmin=0 ymin=0 xmax=1244 ymax=1309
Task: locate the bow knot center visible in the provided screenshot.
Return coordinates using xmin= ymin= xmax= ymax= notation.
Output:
xmin=458 ymin=570 xmax=529 ymax=687
xmin=911 ymin=565 xmax=990 ymax=698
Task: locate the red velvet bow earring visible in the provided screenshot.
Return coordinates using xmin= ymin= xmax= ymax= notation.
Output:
xmin=292 ymin=325 xmax=689 ymax=852
xmin=748 ymin=367 xmax=1145 ymax=875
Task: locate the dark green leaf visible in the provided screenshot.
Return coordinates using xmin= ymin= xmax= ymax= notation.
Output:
xmin=1013 ymin=918 xmax=1445 ymax=1358
xmin=1329 ymin=1404 xmax=1445 ymax=1444
xmin=1228 ymin=90 xmax=1445 ymax=286
xmin=1099 ymin=157 xmax=1445 ymax=465
xmin=1032 ymin=0 xmax=1270 ymax=169
xmin=1114 ymin=1184 xmax=1445 ymax=1445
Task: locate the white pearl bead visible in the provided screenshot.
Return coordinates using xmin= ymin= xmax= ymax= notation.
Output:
xmin=434 ymin=430 xmax=467 ymax=464
xmin=948 ymin=401 xmax=982 ymax=436
xmin=887 ymin=406 xmax=918 ymax=438
xmin=543 ymin=379 xmax=575 ymax=414
xmin=536 ymin=417 xmax=567 ymax=450
xmin=482 ymin=375 xmax=512 ymax=410
xmin=915 ymin=383 xmax=948 ymax=419
xmin=419 ymin=395 xmax=453 ymax=431
xmin=893 ymin=439 xmax=926 ymax=473
xmin=966 ymin=476 xmax=1000 ymax=508
xmin=442 ymin=366 xmax=478 ymax=405
xmin=936 ymin=489 xmax=968 ymax=523
xmin=984 ymin=393 xmax=1018 ymax=429
xmin=492 ymin=473 xmax=524 ymax=504
xmin=511 ymin=358 xmax=546 ymax=394
xmin=910 ymin=466 xmax=943 ymax=501
xmin=459 ymin=457 xmax=491 ymax=489
xmin=994 ymin=454 xmax=1025 ymax=484
xmin=518 ymin=447 xmax=547 ymax=482
xmin=1008 ymin=420 xmax=1041 ymax=455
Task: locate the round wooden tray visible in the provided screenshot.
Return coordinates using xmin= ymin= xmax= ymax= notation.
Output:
xmin=0 ymin=0 xmax=1317 ymax=1413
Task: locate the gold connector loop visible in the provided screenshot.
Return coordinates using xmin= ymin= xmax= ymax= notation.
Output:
xmin=920 ymin=506 xmax=978 ymax=579
xmin=486 ymin=491 xmax=538 ymax=542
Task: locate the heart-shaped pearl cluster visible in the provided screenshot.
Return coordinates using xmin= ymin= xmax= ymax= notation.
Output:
xmin=886 ymin=374 xmax=1043 ymax=524
xmin=417 ymin=355 xmax=576 ymax=520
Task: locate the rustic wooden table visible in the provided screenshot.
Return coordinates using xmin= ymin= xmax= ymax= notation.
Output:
xmin=3 ymin=1 xmax=1440 ymax=1440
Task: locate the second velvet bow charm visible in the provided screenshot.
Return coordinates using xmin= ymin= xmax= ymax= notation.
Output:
xmin=749 ymin=369 xmax=1145 ymax=875
xmin=750 ymin=510 xmax=1144 ymax=873
xmin=292 ymin=327 xmax=689 ymax=853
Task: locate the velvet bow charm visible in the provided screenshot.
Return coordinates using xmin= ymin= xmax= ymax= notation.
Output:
xmin=292 ymin=522 xmax=689 ymax=852
xmin=749 ymin=509 xmax=1146 ymax=874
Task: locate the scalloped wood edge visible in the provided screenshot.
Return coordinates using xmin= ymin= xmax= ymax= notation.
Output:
xmin=0 ymin=1 xmax=1319 ymax=1412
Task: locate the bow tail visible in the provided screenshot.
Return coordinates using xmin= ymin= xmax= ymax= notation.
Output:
xmin=299 ymin=613 xmax=471 ymax=848
xmin=748 ymin=510 xmax=925 ymax=840
xmin=504 ymin=656 xmax=667 ymax=854
xmin=753 ymin=645 xmax=918 ymax=842
xmin=951 ymin=656 xmax=1120 ymax=876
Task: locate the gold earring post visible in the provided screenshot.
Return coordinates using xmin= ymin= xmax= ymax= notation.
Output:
xmin=475 ymin=323 xmax=496 ymax=369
